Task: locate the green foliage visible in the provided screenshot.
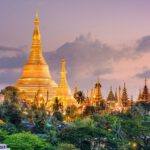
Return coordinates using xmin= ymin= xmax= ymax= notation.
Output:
xmin=57 ymin=143 xmax=80 ymax=150
xmin=46 ymin=130 xmax=58 ymax=145
xmin=83 ymin=106 xmax=95 ymax=116
xmin=4 ymin=132 xmax=52 ymax=150
xmin=1 ymin=86 xmax=23 ymax=127
xmin=0 ymin=129 xmax=8 ymax=142
xmin=0 ymin=122 xmax=18 ymax=134
xmin=34 ymin=105 xmax=48 ymax=133
xmin=53 ymin=111 xmax=63 ymax=122
xmin=76 ymin=91 xmax=85 ymax=104
xmin=53 ymin=97 xmax=61 ymax=112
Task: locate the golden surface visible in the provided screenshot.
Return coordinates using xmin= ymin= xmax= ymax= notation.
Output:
xmin=15 ymin=14 xmax=57 ymax=101
xmin=56 ymin=58 xmax=77 ymax=107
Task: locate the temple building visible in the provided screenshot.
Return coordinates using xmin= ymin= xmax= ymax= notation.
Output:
xmin=121 ymin=83 xmax=129 ymax=108
xmin=141 ymin=79 xmax=149 ymax=102
xmin=138 ymin=89 xmax=143 ymax=101
xmin=55 ymin=58 xmax=77 ymax=108
xmin=93 ymin=79 xmax=103 ymax=106
xmin=107 ymin=87 xmax=115 ymax=109
xmin=15 ymin=14 xmax=57 ymax=102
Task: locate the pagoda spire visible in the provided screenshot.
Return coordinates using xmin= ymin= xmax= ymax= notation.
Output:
xmin=59 ymin=58 xmax=69 ymax=87
xmin=56 ymin=58 xmax=77 ymax=109
xmin=142 ymin=78 xmax=149 ymax=101
xmin=118 ymin=85 xmax=122 ymax=107
xmin=27 ymin=13 xmax=46 ymax=64
xmin=121 ymin=82 xmax=129 ymax=107
xmin=107 ymin=86 xmax=115 ymax=101
xmin=56 ymin=58 xmax=72 ymax=97
xmin=138 ymin=89 xmax=142 ymax=101
xmin=94 ymin=79 xmax=103 ymax=105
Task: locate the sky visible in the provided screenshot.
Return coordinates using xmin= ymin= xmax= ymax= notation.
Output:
xmin=1 ymin=0 xmax=150 ymax=99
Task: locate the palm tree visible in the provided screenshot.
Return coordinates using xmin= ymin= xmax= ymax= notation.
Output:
xmin=76 ymin=91 xmax=85 ymax=104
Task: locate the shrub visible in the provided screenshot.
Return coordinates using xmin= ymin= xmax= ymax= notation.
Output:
xmin=0 ymin=129 xmax=8 ymax=142
xmin=57 ymin=143 xmax=80 ymax=150
xmin=4 ymin=132 xmax=52 ymax=150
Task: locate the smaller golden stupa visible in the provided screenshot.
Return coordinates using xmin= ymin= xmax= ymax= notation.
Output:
xmin=56 ymin=58 xmax=77 ymax=108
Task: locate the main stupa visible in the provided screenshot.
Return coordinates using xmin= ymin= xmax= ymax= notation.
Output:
xmin=15 ymin=14 xmax=57 ymax=101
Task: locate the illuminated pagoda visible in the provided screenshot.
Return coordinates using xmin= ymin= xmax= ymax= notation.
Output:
xmin=141 ymin=78 xmax=149 ymax=102
xmin=121 ymin=82 xmax=129 ymax=107
xmin=107 ymin=87 xmax=115 ymax=101
xmin=93 ymin=79 xmax=103 ymax=106
xmin=56 ymin=58 xmax=77 ymax=108
xmin=107 ymin=87 xmax=115 ymax=108
xmin=15 ymin=14 xmax=57 ymax=102
xmin=138 ymin=89 xmax=142 ymax=101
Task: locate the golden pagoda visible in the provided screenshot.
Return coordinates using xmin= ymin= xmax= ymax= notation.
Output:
xmin=94 ymin=78 xmax=103 ymax=105
xmin=15 ymin=14 xmax=57 ymax=101
xmin=56 ymin=58 xmax=77 ymax=108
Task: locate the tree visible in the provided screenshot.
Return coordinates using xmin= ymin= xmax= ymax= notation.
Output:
xmin=4 ymin=132 xmax=52 ymax=150
xmin=53 ymin=97 xmax=61 ymax=112
xmin=83 ymin=106 xmax=95 ymax=116
xmin=32 ymin=104 xmax=48 ymax=133
xmin=53 ymin=111 xmax=63 ymax=122
xmin=1 ymin=86 xmax=23 ymax=127
xmin=57 ymin=143 xmax=80 ymax=150
xmin=76 ymin=91 xmax=85 ymax=104
xmin=0 ymin=129 xmax=8 ymax=142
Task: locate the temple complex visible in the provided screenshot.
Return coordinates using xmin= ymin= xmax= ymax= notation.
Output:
xmin=13 ymin=13 xmax=149 ymax=114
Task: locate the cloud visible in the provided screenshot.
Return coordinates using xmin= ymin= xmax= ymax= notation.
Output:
xmin=136 ymin=70 xmax=150 ymax=78
xmin=0 ymin=45 xmax=27 ymax=69
xmin=1 ymin=34 xmax=150 ymax=97
xmin=136 ymin=35 xmax=150 ymax=53
xmin=44 ymin=34 xmax=117 ymax=90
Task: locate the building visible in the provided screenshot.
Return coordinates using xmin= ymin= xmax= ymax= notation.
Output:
xmin=15 ymin=14 xmax=57 ymax=102
xmin=93 ymin=79 xmax=103 ymax=106
xmin=15 ymin=14 xmax=76 ymax=111
xmin=107 ymin=87 xmax=115 ymax=109
xmin=55 ymin=58 xmax=77 ymax=109
xmin=121 ymin=82 xmax=129 ymax=107
xmin=141 ymin=79 xmax=149 ymax=102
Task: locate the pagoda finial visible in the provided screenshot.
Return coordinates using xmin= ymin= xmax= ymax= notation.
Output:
xmin=124 ymin=82 xmax=126 ymax=88
xmin=34 ymin=12 xmax=39 ymax=26
xmin=110 ymin=86 xmax=112 ymax=91
xmin=61 ymin=57 xmax=66 ymax=73
xmin=145 ymin=78 xmax=147 ymax=86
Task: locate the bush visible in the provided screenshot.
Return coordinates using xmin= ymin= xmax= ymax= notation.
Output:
xmin=0 ymin=129 xmax=8 ymax=142
xmin=4 ymin=132 xmax=52 ymax=150
xmin=0 ymin=123 xmax=18 ymax=134
xmin=53 ymin=112 xmax=63 ymax=122
xmin=57 ymin=143 xmax=80 ymax=150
